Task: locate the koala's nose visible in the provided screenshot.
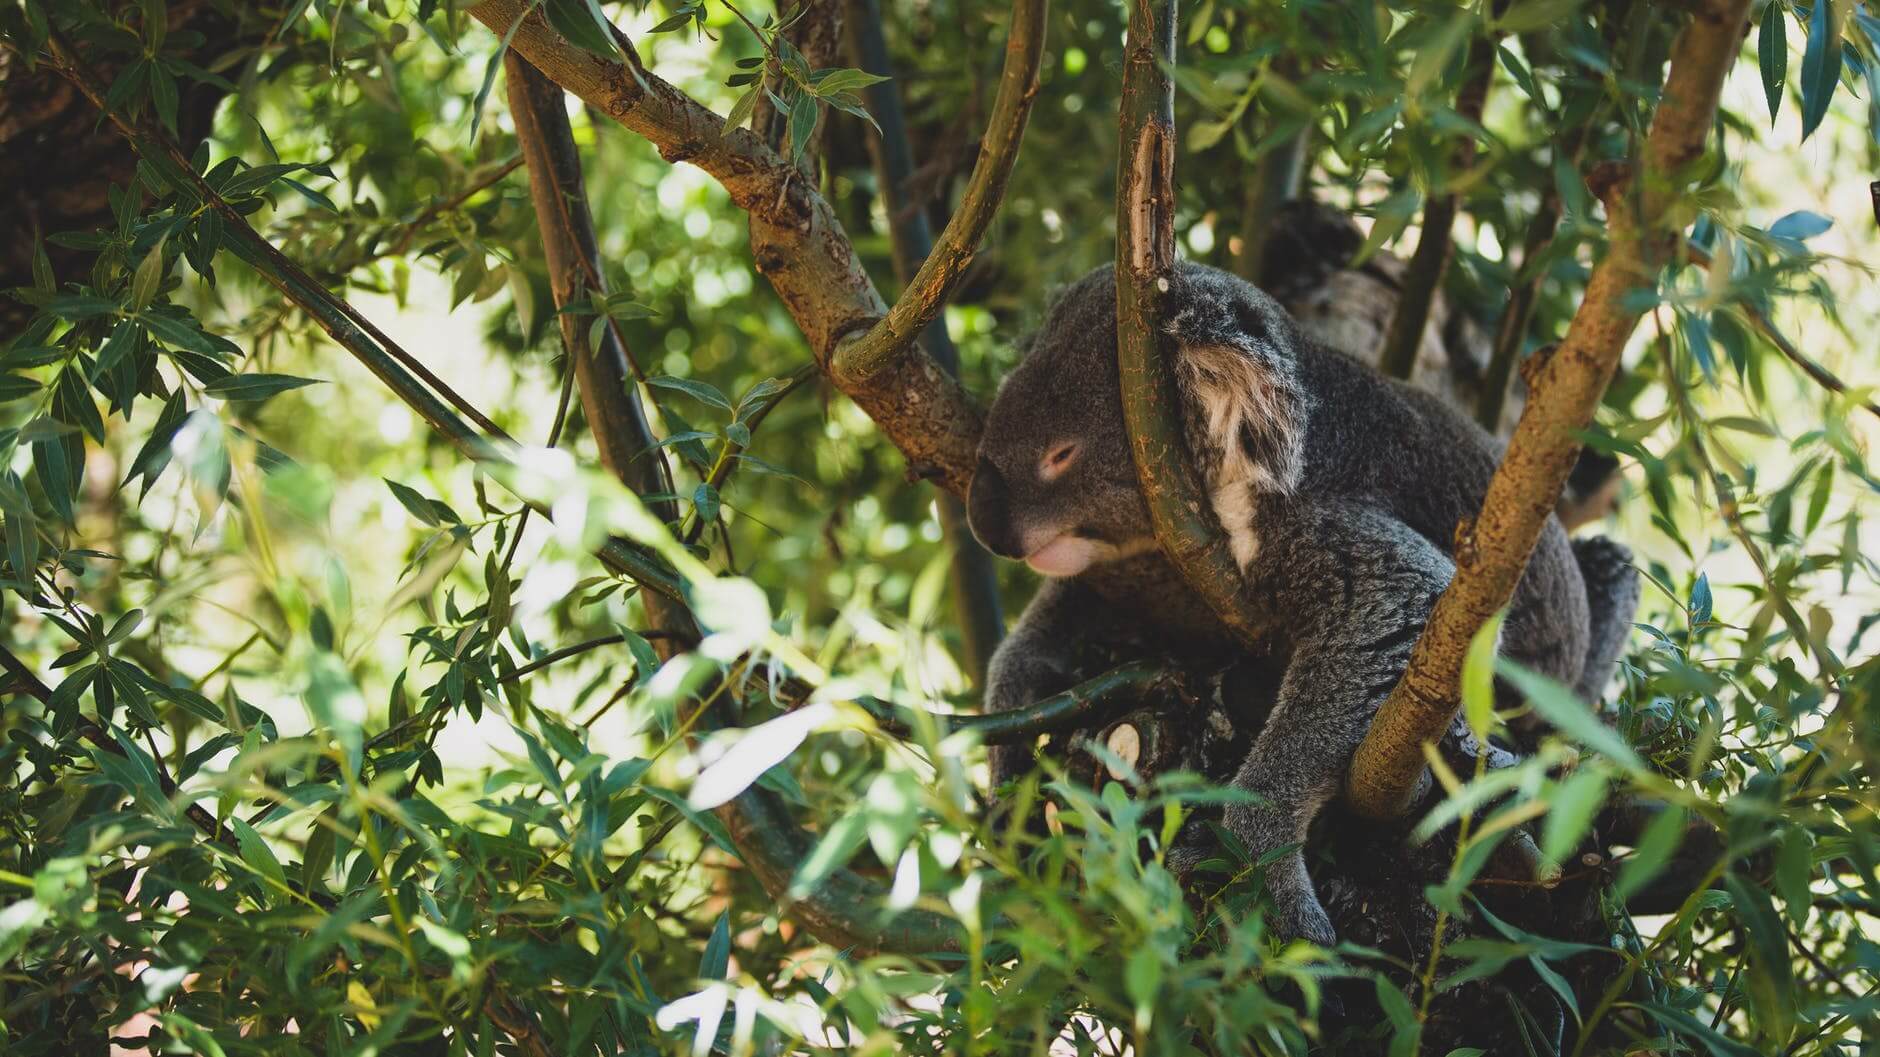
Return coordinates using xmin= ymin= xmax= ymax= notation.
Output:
xmin=967 ymin=457 xmax=1023 ymax=559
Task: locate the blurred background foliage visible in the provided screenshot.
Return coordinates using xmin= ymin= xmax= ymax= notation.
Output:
xmin=0 ymin=0 xmax=1876 ymax=1053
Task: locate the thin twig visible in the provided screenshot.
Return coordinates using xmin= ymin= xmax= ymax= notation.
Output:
xmin=1684 ymin=245 xmax=1880 ymax=422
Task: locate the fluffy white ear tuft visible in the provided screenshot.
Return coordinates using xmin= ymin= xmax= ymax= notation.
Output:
xmin=1173 ymin=342 xmax=1309 ymax=569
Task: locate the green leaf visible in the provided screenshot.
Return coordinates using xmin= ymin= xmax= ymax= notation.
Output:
xmin=1798 ymin=0 xmax=1841 ymax=140
xmin=48 ymin=295 xmax=120 ymax=320
xmin=812 ymin=68 xmax=890 ymax=96
xmin=699 ymin=912 xmax=730 ymax=979
xmin=129 ymin=237 xmax=167 ymax=311
xmin=692 ymin=482 xmax=720 ymax=523
xmin=0 ymin=899 xmax=48 ymax=964
xmin=384 ymin=479 xmax=462 ymax=526
xmin=1723 ymin=873 xmax=1796 ymax=1043
xmin=646 ymin=375 xmax=733 ymax=412
xmin=1499 ymin=662 xmax=1644 ymax=771
xmin=229 ymin=818 xmax=289 ymax=893
xmin=1461 ymin=609 xmax=1506 ymax=742
xmin=1540 ymin=767 xmax=1607 ymax=864
xmin=724 ymin=83 xmax=761 ymax=132
xmin=139 ymin=311 xmax=233 ymax=356
xmin=1632 ymin=1002 xmax=1764 ymax=1057
xmin=0 ymin=374 xmax=38 ymax=405
xmin=1613 ymin=803 xmax=1685 ymax=904
xmin=203 ymin=373 xmax=321 ymax=403
xmin=788 ymin=90 xmax=820 ymax=165
xmin=1760 ymin=2 xmax=1788 ymax=124
xmin=544 ymin=0 xmax=621 ymax=58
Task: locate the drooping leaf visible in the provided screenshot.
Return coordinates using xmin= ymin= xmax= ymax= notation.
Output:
xmin=1760 ymin=1 xmax=1788 ymax=124
xmin=1798 ymin=0 xmax=1842 ymax=140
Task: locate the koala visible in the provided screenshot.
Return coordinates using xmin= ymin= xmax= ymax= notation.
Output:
xmin=967 ymin=262 xmax=1640 ymax=946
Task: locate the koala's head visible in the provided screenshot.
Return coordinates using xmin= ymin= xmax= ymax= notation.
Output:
xmin=967 ymin=262 xmax=1310 ymax=578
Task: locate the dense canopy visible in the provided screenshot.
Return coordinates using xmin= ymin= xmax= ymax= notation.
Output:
xmin=0 ymin=0 xmax=1876 ymax=1054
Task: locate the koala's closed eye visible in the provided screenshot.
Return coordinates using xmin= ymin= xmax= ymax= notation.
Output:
xmin=1039 ymin=442 xmax=1080 ymax=481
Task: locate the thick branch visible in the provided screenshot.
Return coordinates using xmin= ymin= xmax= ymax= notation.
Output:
xmin=846 ymin=0 xmax=1006 ymax=681
xmin=1378 ymin=32 xmax=1495 ymax=381
xmin=1114 ymin=0 xmax=1270 ymax=649
xmin=828 ymin=0 xmax=1046 ymax=386
xmin=1347 ymin=0 xmax=1755 ymax=819
xmin=467 ymin=0 xmax=984 ymax=495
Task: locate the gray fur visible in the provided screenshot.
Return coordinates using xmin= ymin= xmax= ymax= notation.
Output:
xmin=967 ymin=262 xmax=1640 ymax=945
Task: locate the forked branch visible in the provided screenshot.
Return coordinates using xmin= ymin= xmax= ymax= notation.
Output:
xmin=1346 ymin=0 xmax=1756 ymax=818
xmin=467 ymin=0 xmax=1045 ymax=496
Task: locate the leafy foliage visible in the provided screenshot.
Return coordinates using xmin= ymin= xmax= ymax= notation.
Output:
xmin=1 ymin=0 xmax=1876 ymax=1054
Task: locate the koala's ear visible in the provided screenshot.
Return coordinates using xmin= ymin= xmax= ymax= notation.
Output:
xmin=1172 ymin=340 xmax=1309 ymax=494
xmin=1162 ymin=271 xmax=1311 ymax=506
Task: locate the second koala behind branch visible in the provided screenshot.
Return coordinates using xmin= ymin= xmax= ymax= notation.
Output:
xmin=966 ymin=262 xmax=1640 ymax=946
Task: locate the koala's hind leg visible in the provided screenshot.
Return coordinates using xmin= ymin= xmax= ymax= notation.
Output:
xmin=1214 ymin=501 xmax=1454 ymax=945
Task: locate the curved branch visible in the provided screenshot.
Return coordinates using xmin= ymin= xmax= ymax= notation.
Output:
xmin=467 ymin=0 xmax=984 ymax=495
xmin=828 ymin=0 xmax=1047 ymax=386
xmin=846 ymin=0 xmax=1007 ymax=681
xmin=1114 ymin=0 xmax=1271 ymax=650
xmin=1346 ymin=0 xmax=1756 ymax=819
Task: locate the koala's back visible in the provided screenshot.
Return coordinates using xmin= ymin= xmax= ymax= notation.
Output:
xmin=1293 ymin=340 xmax=1503 ymax=549
xmin=1289 ymin=337 xmax=1590 ymax=686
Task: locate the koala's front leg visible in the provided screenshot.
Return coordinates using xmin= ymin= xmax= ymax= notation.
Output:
xmin=1219 ymin=502 xmax=1454 ymax=946
xmin=983 ymin=578 xmax=1085 ymax=787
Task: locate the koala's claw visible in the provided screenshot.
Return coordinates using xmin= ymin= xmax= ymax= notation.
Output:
xmin=1270 ymin=889 xmax=1338 ymax=948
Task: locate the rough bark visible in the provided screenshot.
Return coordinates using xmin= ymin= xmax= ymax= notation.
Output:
xmin=1347 ymin=0 xmax=1756 ymax=819
xmin=1114 ymin=0 xmax=1276 ymax=652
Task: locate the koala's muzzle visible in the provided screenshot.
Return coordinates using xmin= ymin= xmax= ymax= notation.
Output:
xmin=967 ymin=457 xmax=1024 ymax=559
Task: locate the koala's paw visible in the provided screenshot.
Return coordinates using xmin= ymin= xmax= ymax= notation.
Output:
xmin=1269 ymin=888 xmax=1338 ymax=948
xmin=1164 ymin=826 xmax=1221 ymax=883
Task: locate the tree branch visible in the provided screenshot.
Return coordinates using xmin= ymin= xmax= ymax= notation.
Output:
xmin=827 ymin=0 xmax=1046 ymax=387
xmin=506 ymin=54 xmax=681 ymax=526
xmin=1683 ymin=245 xmax=1880 ymax=422
xmin=1114 ymin=0 xmax=1273 ymax=650
xmin=466 ymin=0 xmax=986 ymax=495
xmin=845 ymin=0 xmax=1006 ymax=682
xmin=1378 ymin=30 xmax=1496 ymax=381
xmin=1346 ymin=0 xmax=1756 ymax=819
